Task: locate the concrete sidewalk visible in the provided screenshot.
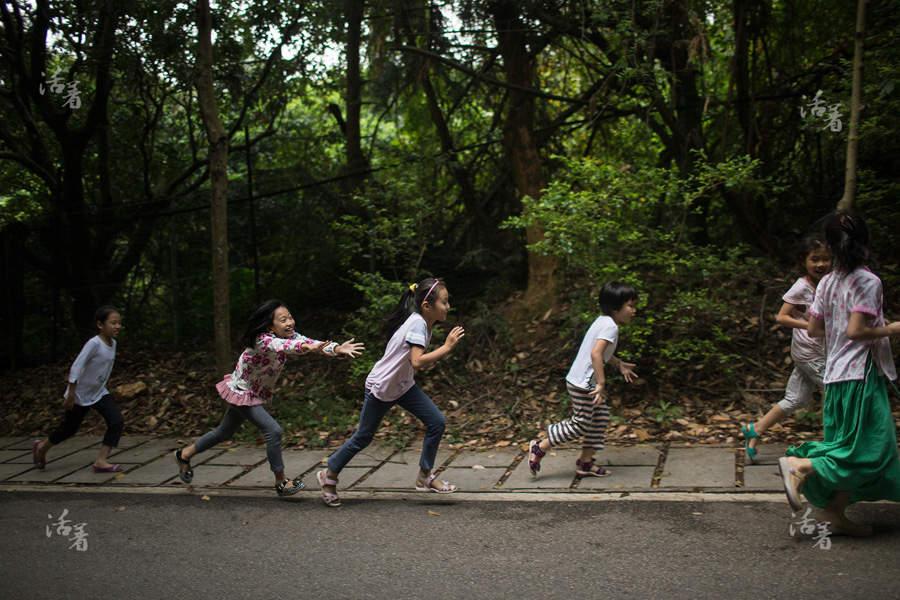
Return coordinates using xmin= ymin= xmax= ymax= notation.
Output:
xmin=0 ymin=435 xmax=790 ymax=499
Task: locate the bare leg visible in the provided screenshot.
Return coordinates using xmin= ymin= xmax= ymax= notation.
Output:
xmin=323 ymin=467 xmax=340 ymax=496
xmin=748 ymin=405 xmax=787 ymax=451
xmin=93 ymin=444 xmax=117 ymax=469
xmin=35 ymin=439 xmax=53 ymax=463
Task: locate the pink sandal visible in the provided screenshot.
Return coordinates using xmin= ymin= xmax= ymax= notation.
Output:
xmin=575 ymin=459 xmax=611 ymax=477
xmin=316 ymin=470 xmax=341 ymax=507
xmin=415 ymin=473 xmax=457 ymax=494
xmin=527 ymin=439 xmax=545 ymax=476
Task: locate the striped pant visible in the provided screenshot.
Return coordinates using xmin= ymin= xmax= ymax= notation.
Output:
xmin=547 ymin=382 xmax=610 ymax=451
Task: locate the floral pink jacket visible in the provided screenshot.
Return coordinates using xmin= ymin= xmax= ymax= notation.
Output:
xmin=217 ymin=332 xmax=319 ymax=406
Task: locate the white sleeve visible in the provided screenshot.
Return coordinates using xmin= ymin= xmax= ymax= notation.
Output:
xmin=68 ymin=338 xmax=98 ymax=383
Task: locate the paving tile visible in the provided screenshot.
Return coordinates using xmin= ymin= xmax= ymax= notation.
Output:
xmin=0 ymin=463 xmax=39 ymax=481
xmin=0 ymin=450 xmax=31 ymax=464
xmin=437 ymin=466 xmax=505 ymax=491
xmin=7 ymin=450 xmax=100 ymax=483
xmin=167 ymin=465 xmax=248 ymax=488
xmin=501 ymin=449 xmax=579 ymax=490
xmin=578 ymin=466 xmax=656 ymax=490
xmin=106 ymin=456 xmax=179 ymax=486
xmin=109 ymin=439 xmax=179 ymax=463
xmin=595 ymin=445 xmax=663 ymax=466
xmin=228 ymin=452 xmax=327 ymax=488
xmin=449 ymin=448 xmax=518 ymax=468
xmin=56 ymin=465 xmax=136 ymax=485
xmin=0 ymin=437 xmax=29 ymax=449
xmin=659 ymin=447 xmax=737 ymax=488
xmin=204 ymin=448 xmax=269 ymax=466
xmin=355 ymin=447 xmax=454 ymax=490
xmin=743 ymin=463 xmax=784 ymax=490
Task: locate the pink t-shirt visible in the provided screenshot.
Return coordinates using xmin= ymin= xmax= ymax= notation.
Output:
xmin=366 ymin=313 xmax=431 ymax=402
xmin=219 ymin=332 xmax=317 ymax=406
xmin=810 ymin=267 xmax=897 ymax=384
xmin=782 ymin=276 xmax=826 ymax=363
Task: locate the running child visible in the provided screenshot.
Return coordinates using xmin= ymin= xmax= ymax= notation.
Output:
xmin=743 ymin=234 xmax=832 ymax=463
xmin=33 ymin=306 xmax=126 ymax=473
xmin=527 ymin=281 xmax=638 ymax=478
xmin=174 ymin=299 xmax=363 ymax=496
xmin=779 ymin=211 xmax=900 ymax=536
xmin=317 ymin=278 xmax=464 ymax=507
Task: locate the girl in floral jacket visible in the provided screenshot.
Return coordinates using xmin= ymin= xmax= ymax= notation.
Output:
xmin=174 ymin=299 xmax=363 ymax=496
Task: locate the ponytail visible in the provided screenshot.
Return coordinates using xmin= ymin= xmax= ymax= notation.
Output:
xmin=381 ymin=277 xmax=443 ymax=341
xmin=821 ymin=211 xmax=869 ymax=273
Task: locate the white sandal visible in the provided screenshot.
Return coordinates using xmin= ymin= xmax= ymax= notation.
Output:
xmin=316 ymin=470 xmax=341 ymax=507
xmin=415 ymin=473 xmax=457 ymax=494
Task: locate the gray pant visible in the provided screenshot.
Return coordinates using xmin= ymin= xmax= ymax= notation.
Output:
xmin=195 ymin=404 xmax=284 ymax=472
xmin=778 ymin=359 xmax=826 ymax=415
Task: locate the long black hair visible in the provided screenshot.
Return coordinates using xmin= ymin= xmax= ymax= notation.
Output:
xmin=381 ymin=277 xmax=444 ymax=342
xmin=242 ymin=299 xmax=288 ymax=348
xmin=821 ymin=211 xmax=870 ymax=273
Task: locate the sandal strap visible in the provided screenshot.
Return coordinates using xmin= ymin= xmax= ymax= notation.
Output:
xmin=531 ymin=441 xmax=546 ymax=458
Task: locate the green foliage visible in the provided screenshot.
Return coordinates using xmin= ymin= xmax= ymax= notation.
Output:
xmin=340 ymin=271 xmax=404 ymax=380
xmin=504 ymin=153 xmax=772 ymax=376
xmin=647 ymin=400 xmax=683 ymax=426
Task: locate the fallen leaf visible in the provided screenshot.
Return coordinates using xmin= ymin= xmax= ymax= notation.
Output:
xmin=471 ymin=465 xmax=486 ymax=469
xmin=427 ymin=510 xmax=440 ymax=516
xmin=634 ymin=428 xmax=650 ymax=442
xmin=201 ymin=495 xmax=211 ymax=501
xmin=115 ymin=506 xmax=126 ymax=511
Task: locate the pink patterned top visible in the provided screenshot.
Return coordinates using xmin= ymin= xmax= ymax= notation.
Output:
xmin=215 ymin=332 xmax=319 ymax=407
xmin=810 ymin=267 xmax=897 ymax=384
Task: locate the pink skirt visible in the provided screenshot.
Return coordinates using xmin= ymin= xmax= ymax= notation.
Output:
xmin=215 ymin=375 xmax=266 ymax=407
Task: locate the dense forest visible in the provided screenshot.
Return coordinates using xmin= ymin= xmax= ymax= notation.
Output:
xmin=1 ymin=1 xmax=898 ymax=445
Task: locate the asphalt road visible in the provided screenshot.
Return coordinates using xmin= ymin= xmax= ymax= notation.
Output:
xmin=2 ymin=491 xmax=899 ymax=600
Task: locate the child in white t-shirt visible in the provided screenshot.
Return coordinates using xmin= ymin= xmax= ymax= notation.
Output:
xmin=743 ymin=234 xmax=832 ymax=463
xmin=317 ymin=278 xmax=465 ymax=507
xmin=33 ymin=306 xmax=126 ymax=473
xmin=527 ymin=282 xmax=638 ymax=478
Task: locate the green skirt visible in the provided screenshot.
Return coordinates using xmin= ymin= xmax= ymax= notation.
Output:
xmin=785 ymin=359 xmax=900 ymax=507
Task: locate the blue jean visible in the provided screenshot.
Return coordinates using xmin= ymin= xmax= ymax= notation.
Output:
xmin=327 ymin=385 xmax=446 ymax=474
xmin=194 ymin=403 xmax=284 ymax=473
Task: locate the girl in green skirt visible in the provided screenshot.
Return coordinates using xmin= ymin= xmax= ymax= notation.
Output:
xmin=779 ymin=212 xmax=900 ymax=536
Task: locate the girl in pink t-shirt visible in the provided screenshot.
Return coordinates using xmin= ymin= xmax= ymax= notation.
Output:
xmin=317 ymin=278 xmax=465 ymax=507
xmin=779 ymin=212 xmax=900 ymax=536
xmin=743 ymin=235 xmax=831 ymax=463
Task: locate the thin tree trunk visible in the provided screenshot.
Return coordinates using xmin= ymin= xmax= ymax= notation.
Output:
xmin=837 ymin=0 xmax=869 ymax=212
xmin=195 ymin=0 xmax=231 ymax=377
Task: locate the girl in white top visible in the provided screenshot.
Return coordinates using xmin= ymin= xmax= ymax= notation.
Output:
xmin=779 ymin=212 xmax=900 ymax=536
xmin=743 ymin=234 xmax=832 ymax=463
xmin=527 ymin=282 xmax=638 ymax=478
xmin=33 ymin=306 xmax=127 ymax=473
xmin=318 ymin=278 xmax=465 ymax=507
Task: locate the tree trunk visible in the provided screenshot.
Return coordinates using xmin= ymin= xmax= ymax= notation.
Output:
xmin=491 ymin=1 xmax=558 ymax=322
xmin=195 ymin=0 xmax=232 ymax=377
xmin=344 ymin=0 xmax=369 ymax=190
xmin=837 ymin=0 xmax=869 ymax=212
